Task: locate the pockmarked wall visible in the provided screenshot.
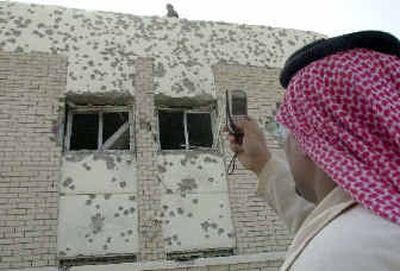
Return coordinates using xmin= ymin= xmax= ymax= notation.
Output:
xmin=0 ymin=1 xmax=326 ymax=270
xmin=0 ymin=1 xmax=323 ymax=100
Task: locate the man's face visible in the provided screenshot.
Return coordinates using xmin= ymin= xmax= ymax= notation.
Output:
xmin=284 ymin=134 xmax=316 ymax=202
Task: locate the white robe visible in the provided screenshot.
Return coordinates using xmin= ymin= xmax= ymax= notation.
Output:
xmin=256 ymin=157 xmax=400 ymax=271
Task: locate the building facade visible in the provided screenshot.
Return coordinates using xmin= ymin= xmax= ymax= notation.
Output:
xmin=0 ymin=2 xmax=324 ymax=270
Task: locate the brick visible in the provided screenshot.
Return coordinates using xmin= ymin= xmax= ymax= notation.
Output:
xmin=0 ymin=51 xmax=66 ymax=269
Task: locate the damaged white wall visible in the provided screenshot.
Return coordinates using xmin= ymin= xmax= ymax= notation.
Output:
xmin=157 ymin=153 xmax=234 ymax=252
xmin=0 ymin=1 xmax=323 ymax=100
xmin=59 ymin=153 xmax=139 ymax=257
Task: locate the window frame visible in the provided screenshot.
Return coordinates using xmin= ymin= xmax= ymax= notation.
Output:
xmin=156 ymin=105 xmax=217 ymax=152
xmin=64 ymin=105 xmax=134 ymax=152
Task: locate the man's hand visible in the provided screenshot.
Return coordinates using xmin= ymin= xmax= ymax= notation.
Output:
xmin=225 ymin=117 xmax=271 ymax=176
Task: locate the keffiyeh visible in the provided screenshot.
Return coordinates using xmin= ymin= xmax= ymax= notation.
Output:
xmin=276 ymin=48 xmax=400 ymax=224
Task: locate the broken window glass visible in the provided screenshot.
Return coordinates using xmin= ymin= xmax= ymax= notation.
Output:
xmin=231 ymin=90 xmax=247 ymax=116
xmin=102 ymin=112 xmax=129 ymax=150
xmin=158 ymin=109 xmax=214 ymax=150
xmin=66 ymin=108 xmax=131 ymax=151
xmin=70 ymin=113 xmax=99 ymax=150
xmin=158 ymin=110 xmax=185 ymax=150
xmin=187 ymin=113 xmax=213 ymax=148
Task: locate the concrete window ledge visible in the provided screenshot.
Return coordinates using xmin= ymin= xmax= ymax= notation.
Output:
xmin=70 ymin=252 xmax=286 ymax=271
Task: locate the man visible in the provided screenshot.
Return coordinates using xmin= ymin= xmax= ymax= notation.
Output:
xmin=227 ymin=31 xmax=400 ymax=270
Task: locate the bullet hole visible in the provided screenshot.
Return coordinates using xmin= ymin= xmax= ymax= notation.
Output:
xmin=219 ymin=215 xmax=223 ymax=219
xmin=220 ymin=203 xmax=224 ymax=208
xmin=119 ymin=181 xmax=127 ymax=188
xmin=111 ymin=177 xmax=117 ymax=183
xmin=89 ymin=195 xmax=96 ymax=199
xmin=82 ymin=163 xmax=91 ymax=170
xmin=114 ymin=213 xmax=120 ymax=218
xmin=158 ymin=165 xmax=166 ymax=173
xmin=118 ymin=206 xmax=123 ymax=211
xmin=201 ymin=221 xmax=210 ymax=231
xmin=177 ymin=208 xmax=184 ymax=215
xmin=129 ymin=196 xmax=136 ymax=201
xmin=172 ymin=234 xmax=178 ymax=241
xmin=95 ymin=204 xmax=100 ymax=209
xmin=197 ymin=165 xmax=203 ymax=170
xmin=127 ymin=229 xmax=133 ymax=235
xmin=125 ymin=239 xmax=129 ymax=243
xmin=106 ymin=237 xmax=112 ymax=243
xmin=166 ymin=189 xmax=173 ymax=194
xmin=177 ymin=241 xmax=181 ymax=246
xmin=211 ymin=223 xmax=218 ymax=229
xmin=102 ymin=244 xmax=108 ymax=250
xmin=84 ymin=233 xmax=90 ymax=238
xmin=204 ymin=157 xmax=218 ymax=163
xmin=59 ymin=251 xmax=66 ymax=256
xmin=227 ymin=233 xmax=234 ymax=238
xmin=169 ymin=162 xmax=173 ymax=166
xmin=62 ymin=177 xmax=73 ymax=187
xmin=163 ymin=161 xmax=168 ymax=166
xmin=116 ymin=157 xmax=122 ymax=162
xmin=205 ymin=234 xmax=210 ymax=238
xmin=218 ymin=228 xmax=225 ymax=235
xmin=123 ymin=210 xmax=129 ymax=216
xmin=192 ymin=198 xmax=198 ymax=204
xmin=104 ymin=194 xmax=111 ymax=200
xmin=90 ymin=214 xmax=104 ymax=233
xmin=187 ymin=213 xmax=193 ymax=218
xmin=69 ymin=185 xmax=75 ymax=190
xmin=165 ymin=220 xmax=170 ymax=224
xmin=129 ymin=207 xmax=135 ymax=213
xmin=120 ymin=232 xmax=125 ymax=237
xmin=65 ymin=247 xmax=71 ymax=251
xmin=208 ymin=177 xmax=214 ymax=183
xmin=169 ymin=211 xmax=175 ymax=217
xmin=88 ymin=238 xmax=93 ymax=243
xmin=162 ymin=205 xmax=168 ymax=210
xmin=85 ymin=200 xmax=92 ymax=205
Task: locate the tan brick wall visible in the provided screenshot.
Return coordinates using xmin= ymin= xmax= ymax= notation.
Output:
xmin=134 ymin=58 xmax=165 ymax=261
xmin=213 ymin=64 xmax=292 ymax=255
xmin=0 ymin=52 xmax=66 ymax=269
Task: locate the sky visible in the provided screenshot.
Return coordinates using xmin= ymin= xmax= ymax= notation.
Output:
xmin=11 ymin=0 xmax=400 ymax=38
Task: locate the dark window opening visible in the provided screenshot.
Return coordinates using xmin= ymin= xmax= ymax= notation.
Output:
xmin=231 ymin=90 xmax=247 ymax=116
xmin=158 ymin=110 xmax=185 ymax=150
xmin=70 ymin=113 xmax=99 ymax=150
xmin=59 ymin=254 xmax=137 ymax=268
xmin=66 ymin=107 xmax=131 ymax=151
xmin=187 ymin=113 xmax=213 ymax=148
xmin=167 ymin=248 xmax=234 ymax=261
xmin=158 ymin=109 xmax=214 ymax=150
xmin=102 ymin=112 xmax=129 ymax=150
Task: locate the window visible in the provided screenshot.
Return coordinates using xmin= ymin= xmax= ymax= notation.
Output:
xmin=65 ymin=106 xmax=132 ymax=151
xmin=158 ymin=108 xmax=214 ymax=150
xmin=230 ymin=90 xmax=247 ymax=116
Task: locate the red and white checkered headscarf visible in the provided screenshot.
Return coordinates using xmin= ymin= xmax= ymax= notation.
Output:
xmin=276 ymin=48 xmax=400 ymax=224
